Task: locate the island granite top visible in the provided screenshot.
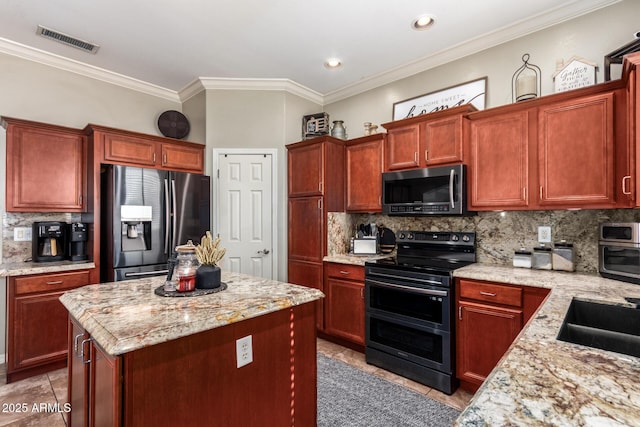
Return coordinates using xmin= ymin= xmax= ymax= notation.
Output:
xmin=453 ymin=264 xmax=640 ymax=426
xmin=59 ymin=271 xmax=324 ymax=356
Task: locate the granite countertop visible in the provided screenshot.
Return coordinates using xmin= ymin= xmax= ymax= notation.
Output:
xmin=453 ymin=264 xmax=640 ymax=426
xmin=323 ymin=253 xmax=391 ymax=266
xmin=59 ymin=271 xmax=324 ymax=356
xmin=0 ymin=260 xmax=95 ymax=277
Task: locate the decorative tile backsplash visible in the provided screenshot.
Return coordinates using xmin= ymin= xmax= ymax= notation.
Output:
xmin=328 ymin=209 xmax=640 ymax=274
xmin=2 ymin=212 xmax=81 ymax=263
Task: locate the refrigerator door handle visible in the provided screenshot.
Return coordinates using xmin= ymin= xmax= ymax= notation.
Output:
xmin=172 ymin=179 xmax=177 ymax=247
xmin=164 ymin=178 xmax=170 ymax=255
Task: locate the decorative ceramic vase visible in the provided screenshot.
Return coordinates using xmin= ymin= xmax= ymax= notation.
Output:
xmin=331 ymin=120 xmax=347 ymax=139
xmin=196 ymin=265 xmax=221 ymax=289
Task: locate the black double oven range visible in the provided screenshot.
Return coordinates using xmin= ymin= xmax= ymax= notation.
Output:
xmin=364 ymin=230 xmax=476 ymax=395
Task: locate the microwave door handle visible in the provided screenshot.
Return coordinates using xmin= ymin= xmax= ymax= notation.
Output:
xmin=449 ymin=169 xmax=455 ymax=209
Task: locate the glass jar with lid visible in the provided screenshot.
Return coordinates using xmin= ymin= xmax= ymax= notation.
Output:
xmin=175 ymin=240 xmax=200 ymax=292
xmin=532 ymin=244 xmax=552 ymax=270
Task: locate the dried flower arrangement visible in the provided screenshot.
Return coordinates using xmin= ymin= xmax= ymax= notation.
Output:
xmin=195 ymin=231 xmax=226 ymax=266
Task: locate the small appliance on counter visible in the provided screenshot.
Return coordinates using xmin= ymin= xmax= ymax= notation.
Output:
xmin=32 ymin=221 xmax=66 ymax=262
xmin=599 ymin=222 xmax=640 ymax=284
xmin=67 ymin=222 xmax=88 ymax=261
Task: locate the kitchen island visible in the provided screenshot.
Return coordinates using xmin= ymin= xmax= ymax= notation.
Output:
xmin=60 ymin=271 xmax=323 ymax=427
xmin=453 ymin=265 xmax=640 ymax=426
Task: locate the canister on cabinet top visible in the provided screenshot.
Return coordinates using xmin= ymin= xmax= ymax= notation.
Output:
xmin=552 ymin=240 xmax=575 ymax=272
xmin=532 ymin=244 xmax=552 ymax=270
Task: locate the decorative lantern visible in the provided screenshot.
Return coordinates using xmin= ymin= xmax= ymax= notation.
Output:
xmin=512 ymin=54 xmax=541 ymax=102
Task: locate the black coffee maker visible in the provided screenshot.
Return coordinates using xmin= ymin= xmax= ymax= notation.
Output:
xmin=67 ymin=222 xmax=88 ymax=261
xmin=32 ymin=222 xmax=66 ymax=262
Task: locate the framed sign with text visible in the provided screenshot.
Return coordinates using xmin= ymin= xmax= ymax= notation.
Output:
xmin=392 ymin=77 xmax=487 ymax=120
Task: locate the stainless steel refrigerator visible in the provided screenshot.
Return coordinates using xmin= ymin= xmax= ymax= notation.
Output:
xmin=101 ymin=165 xmax=210 ymax=281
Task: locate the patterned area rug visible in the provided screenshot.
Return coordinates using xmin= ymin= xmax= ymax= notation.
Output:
xmin=317 ymin=354 xmax=461 ymax=427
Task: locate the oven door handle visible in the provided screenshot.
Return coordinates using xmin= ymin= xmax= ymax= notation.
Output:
xmin=367 ymin=271 xmax=445 ymax=286
xmin=367 ymin=279 xmax=448 ymax=297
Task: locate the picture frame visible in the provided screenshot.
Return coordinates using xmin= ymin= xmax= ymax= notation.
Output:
xmin=392 ymin=77 xmax=487 ymax=121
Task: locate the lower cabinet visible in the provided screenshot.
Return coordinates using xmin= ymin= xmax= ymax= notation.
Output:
xmin=323 ymin=263 xmax=365 ymax=346
xmin=7 ymin=270 xmax=90 ymax=383
xmin=68 ymin=316 xmax=122 ymax=427
xmin=455 ymin=278 xmax=549 ymax=392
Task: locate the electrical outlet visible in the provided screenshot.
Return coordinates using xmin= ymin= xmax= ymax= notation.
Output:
xmin=14 ymin=227 xmax=32 ymax=242
xmin=538 ymin=226 xmax=552 ymax=243
xmin=236 ymin=335 xmax=253 ymax=368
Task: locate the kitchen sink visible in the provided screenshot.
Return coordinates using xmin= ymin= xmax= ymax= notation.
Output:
xmin=557 ymin=298 xmax=640 ymax=358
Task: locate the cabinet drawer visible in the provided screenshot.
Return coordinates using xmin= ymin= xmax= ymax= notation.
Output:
xmin=14 ymin=270 xmax=91 ymax=295
xmin=459 ymin=279 xmax=522 ymax=307
xmin=325 ymin=263 xmax=364 ymax=282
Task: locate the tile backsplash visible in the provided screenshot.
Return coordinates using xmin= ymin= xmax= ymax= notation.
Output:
xmin=2 ymin=212 xmax=81 ymax=263
xmin=328 ymin=209 xmax=640 ymax=274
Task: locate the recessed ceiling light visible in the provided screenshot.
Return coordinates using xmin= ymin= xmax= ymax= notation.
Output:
xmin=324 ymin=58 xmax=342 ymax=69
xmin=412 ymin=14 xmax=435 ymax=30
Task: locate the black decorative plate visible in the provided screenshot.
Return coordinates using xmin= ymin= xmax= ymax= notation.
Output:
xmin=154 ymin=282 xmax=227 ymax=297
xmin=157 ymin=110 xmax=190 ymax=139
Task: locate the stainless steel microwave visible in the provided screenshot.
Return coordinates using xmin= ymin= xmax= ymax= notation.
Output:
xmin=382 ymin=164 xmax=472 ymax=216
xmin=599 ymin=223 xmax=640 ymax=284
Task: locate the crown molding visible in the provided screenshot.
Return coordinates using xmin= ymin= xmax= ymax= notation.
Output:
xmin=323 ymin=0 xmax=621 ymax=104
xmin=194 ymin=77 xmax=323 ymax=105
xmin=0 ymin=37 xmax=181 ymax=102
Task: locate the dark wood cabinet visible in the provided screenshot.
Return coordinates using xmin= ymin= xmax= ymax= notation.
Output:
xmin=467 ymin=85 xmax=623 ymax=211
xmin=455 ymin=278 xmax=549 ymax=392
xmin=3 ymin=117 xmax=86 ymax=212
xmin=382 ymin=105 xmax=475 ymax=171
xmin=7 ymin=270 xmax=90 ymax=383
xmin=287 ymin=136 xmax=344 ymax=332
xmin=324 ymin=263 xmax=365 ymax=346
xmin=538 ymin=92 xmax=615 ymax=207
xmin=89 ymin=125 xmax=205 ymax=174
xmin=468 ymin=110 xmax=533 ymax=209
xmin=68 ymin=316 xmax=122 ymax=427
xmin=345 ymin=134 xmax=384 ymax=212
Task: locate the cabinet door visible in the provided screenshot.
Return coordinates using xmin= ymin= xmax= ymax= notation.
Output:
xmin=346 ymin=137 xmax=384 ymax=212
xmin=69 ymin=317 xmax=89 ymax=427
xmin=324 ymin=267 xmax=365 ymax=345
xmin=469 ymin=111 xmax=531 ymax=209
xmin=90 ymin=341 xmax=121 ymax=427
xmin=288 ymin=260 xmax=324 ymax=330
xmin=423 ymin=115 xmax=463 ymax=165
xmin=385 ymin=125 xmax=421 ymax=170
xmin=288 ymin=143 xmax=323 ymax=196
xmin=161 ymin=143 xmax=204 ymax=173
xmin=9 ymin=291 xmax=69 ymax=376
xmin=288 ymin=196 xmax=324 ymax=262
xmin=538 ymin=92 xmax=615 ymax=207
xmin=456 ymin=301 xmax=522 ymax=390
xmin=7 ymin=271 xmax=90 ymax=383
xmin=6 ymin=123 xmax=86 ymax=212
xmin=103 ymin=133 xmax=158 ymax=167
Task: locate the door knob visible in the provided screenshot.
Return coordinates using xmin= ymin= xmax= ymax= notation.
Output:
xmin=257 ymin=249 xmax=270 ymax=255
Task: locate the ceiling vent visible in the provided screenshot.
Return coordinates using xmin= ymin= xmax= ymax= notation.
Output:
xmin=36 ymin=25 xmax=99 ymax=54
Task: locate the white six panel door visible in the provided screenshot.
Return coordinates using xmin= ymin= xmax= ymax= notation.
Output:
xmin=217 ymin=153 xmax=273 ymax=279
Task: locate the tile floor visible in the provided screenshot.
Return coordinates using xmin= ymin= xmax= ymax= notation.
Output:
xmin=0 ymin=364 xmax=68 ymax=426
xmin=0 ymin=338 xmax=473 ymax=426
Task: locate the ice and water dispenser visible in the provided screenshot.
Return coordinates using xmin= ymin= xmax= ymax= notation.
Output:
xmin=120 ymin=205 xmax=152 ymax=252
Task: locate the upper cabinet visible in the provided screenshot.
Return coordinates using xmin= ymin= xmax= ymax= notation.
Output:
xmin=89 ymin=125 xmax=205 ymax=174
xmin=345 ymin=134 xmax=385 ymax=212
xmin=382 ymin=105 xmax=476 ymax=171
xmin=467 ymin=83 xmax=625 ymax=211
xmin=3 ymin=117 xmax=87 ymax=212
xmin=287 ymin=141 xmax=324 ymax=197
